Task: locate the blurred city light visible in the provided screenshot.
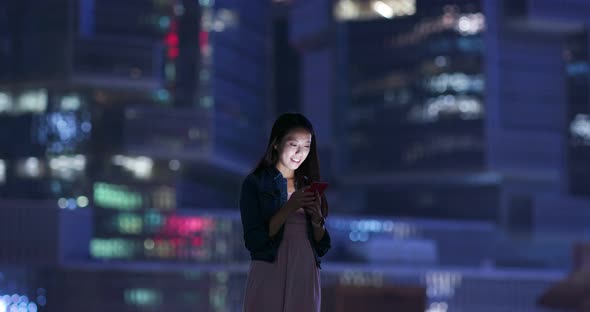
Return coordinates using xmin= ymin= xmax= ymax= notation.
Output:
xmin=59 ymin=95 xmax=81 ymax=111
xmin=112 ymin=155 xmax=154 ymax=180
xmin=373 ymin=1 xmax=394 ymax=19
xmin=16 ymin=158 xmax=43 ymax=179
xmin=0 ymin=160 xmax=6 ymax=184
xmin=570 ymin=114 xmax=590 ymax=145
xmin=49 ymin=155 xmax=86 ymax=180
xmin=93 ymin=182 xmax=143 ymax=210
xmin=16 ymin=90 xmax=47 ymax=114
xmin=0 ymin=92 xmax=11 ymax=113
xmin=336 ymin=0 xmax=415 ymax=21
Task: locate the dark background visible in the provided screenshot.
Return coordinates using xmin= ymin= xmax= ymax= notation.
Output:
xmin=0 ymin=0 xmax=589 ymax=311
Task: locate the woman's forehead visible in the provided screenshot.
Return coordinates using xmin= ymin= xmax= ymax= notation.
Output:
xmin=285 ymin=129 xmax=311 ymax=142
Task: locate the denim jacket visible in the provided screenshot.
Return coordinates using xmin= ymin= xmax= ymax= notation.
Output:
xmin=239 ymin=166 xmax=331 ymax=268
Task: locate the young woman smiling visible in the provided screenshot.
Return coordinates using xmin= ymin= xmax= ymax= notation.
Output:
xmin=240 ymin=113 xmax=331 ymax=312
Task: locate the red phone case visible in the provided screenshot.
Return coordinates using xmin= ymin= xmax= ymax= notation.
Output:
xmin=306 ymin=182 xmax=329 ymax=194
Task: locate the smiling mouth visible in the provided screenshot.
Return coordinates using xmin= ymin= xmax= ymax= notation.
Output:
xmin=291 ymin=158 xmax=301 ymax=163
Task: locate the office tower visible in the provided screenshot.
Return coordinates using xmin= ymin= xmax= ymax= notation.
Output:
xmin=563 ymin=27 xmax=590 ymax=199
xmin=0 ymin=1 xmax=272 ymax=309
xmin=271 ymin=1 xmax=302 ymax=114
xmin=90 ymin=0 xmax=273 ymax=263
xmin=485 ymin=0 xmax=590 ymax=236
xmin=325 ymin=0 xmax=498 ymax=223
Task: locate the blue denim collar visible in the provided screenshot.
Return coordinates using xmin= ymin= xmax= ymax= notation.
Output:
xmin=264 ymin=165 xmax=310 ymax=186
xmin=265 ymin=165 xmax=285 ymax=181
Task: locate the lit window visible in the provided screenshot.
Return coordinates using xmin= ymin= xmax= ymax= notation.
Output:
xmin=427 ymin=73 xmax=484 ymax=93
xmin=60 ymin=95 xmax=81 ymax=111
xmin=37 ymin=112 xmax=90 ymax=153
xmin=93 ymin=182 xmax=143 ymax=210
xmin=407 ymin=95 xmax=484 ymax=123
xmin=16 ymin=89 xmax=47 ymax=113
xmin=390 ymin=11 xmax=485 ymax=48
xmin=16 ymin=157 xmax=44 ymax=179
xmin=424 ymin=271 xmax=462 ymax=298
xmin=124 ymin=288 xmax=162 ymax=306
xmin=49 ymin=154 xmax=86 ymax=180
xmin=0 ymin=159 xmax=5 ymax=183
xmin=339 ymin=270 xmax=384 ymax=287
xmin=199 ymin=0 xmax=214 ymax=7
xmin=117 ymin=213 xmax=144 ymax=234
xmin=570 ymin=114 xmax=590 ymax=145
xmin=112 ymin=155 xmax=154 ymax=180
xmin=212 ymin=9 xmax=238 ymax=32
xmin=152 ymin=186 xmax=176 ymax=210
xmin=455 ymin=13 xmax=485 ymax=35
xmin=426 ymin=302 xmax=449 ymax=312
xmin=90 ymin=238 xmax=137 ymax=259
xmin=0 ymin=91 xmax=12 ymax=113
xmin=335 ymin=0 xmax=416 ymax=21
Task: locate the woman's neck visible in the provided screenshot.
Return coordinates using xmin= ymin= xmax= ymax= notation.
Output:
xmin=275 ymin=164 xmax=295 ymax=179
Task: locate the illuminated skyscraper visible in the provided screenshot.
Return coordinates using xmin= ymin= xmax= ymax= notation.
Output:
xmin=323 ymin=0 xmax=497 ymax=222
xmin=295 ymin=0 xmax=590 ymax=230
xmin=485 ymin=0 xmax=590 ymax=237
xmin=562 ymin=26 xmax=590 ymax=199
xmin=0 ymin=0 xmax=272 ymax=301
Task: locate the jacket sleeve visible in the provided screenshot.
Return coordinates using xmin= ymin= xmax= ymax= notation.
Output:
xmin=314 ymin=226 xmax=331 ymax=257
xmin=239 ymin=175 xmax=278 ymax=253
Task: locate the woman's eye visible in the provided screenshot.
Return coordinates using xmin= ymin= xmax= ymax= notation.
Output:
xmin=304 ymin=146 xmax=310 ymax=149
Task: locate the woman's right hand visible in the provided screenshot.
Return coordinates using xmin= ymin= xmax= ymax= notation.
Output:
xmin=284 ymin=189 xmax=316 ymax=212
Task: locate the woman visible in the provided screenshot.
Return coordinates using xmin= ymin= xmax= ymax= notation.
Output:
xmin=240 ymin=112 xmax=331 ymax=312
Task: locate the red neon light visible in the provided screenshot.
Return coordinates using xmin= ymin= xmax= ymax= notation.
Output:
xmin=167 ymin=47 xmax=179 ymax=59
xmin=165 ymin=33 xmax=179 ymax=47
xmin=160 ymin=215 xmax=214 ymax=236
xmin=199 ymin=31 xmax=208 ymax=51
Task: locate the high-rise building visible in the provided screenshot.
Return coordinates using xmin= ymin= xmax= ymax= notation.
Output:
xmin=335 ymin=0 xmax=485 ymax=174
xmin=295 ymin=0 xmax=590 ymax=230
xmin=0 ymin=0 xmax=273 ymax=307
xmin=564 ymin=29 xmax=590 ymax=198
xmin=0 ymin=0 xmax=172 ymax=203
xmin=89 ymin=0 xmax=274 ymax=263
xmin=0 ymin=0 xmax=273 ymax=282
xmin=324 ymin=0 xmax=498 ymax=222
xmin=485 ymin=0 xmax=590 ymax=237
xmin=271 ymin=2 xmax=302 ymax=115
xmin=38 ymin=266 xmax=247 ymax=312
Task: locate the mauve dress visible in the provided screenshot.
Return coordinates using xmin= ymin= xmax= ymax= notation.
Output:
xmin=242 ymin=191 xmax=321 ymax=312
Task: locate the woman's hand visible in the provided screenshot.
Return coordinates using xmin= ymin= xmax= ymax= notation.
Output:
xmin=285 ymin=189 xmax=316 ymax=212
xmin=303 ymin=190 xmax=323 ymax=223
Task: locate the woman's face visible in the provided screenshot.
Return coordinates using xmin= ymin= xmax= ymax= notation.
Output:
xmin=275 ymin=128 xmax=312 ymax=174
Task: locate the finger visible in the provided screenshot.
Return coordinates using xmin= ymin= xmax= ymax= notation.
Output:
xmin=296 ymin=190 xmax=314 ymax=197
xmin=303 ymin=205 xmax=319 ymax=213
xmin=303 ymin=191 xmax=315 ymax=197
xmin=303 ymin=208 xmax=319 ymax=216
xmin=302 ymin=198 xmax=316 ymax=205
xmin=300 ymin=194 xmax=316 ymax=202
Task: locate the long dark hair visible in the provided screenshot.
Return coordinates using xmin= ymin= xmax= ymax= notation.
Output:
xmin=252 ymin=112 xmax=329 ymax=217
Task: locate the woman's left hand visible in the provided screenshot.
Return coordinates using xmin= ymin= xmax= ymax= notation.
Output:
xmin=303 ymin=190 xmax=323 ymax=223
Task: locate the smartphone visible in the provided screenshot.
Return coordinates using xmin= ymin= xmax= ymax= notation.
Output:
xmin=305 ymin=182 xmax=329 ymax=194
